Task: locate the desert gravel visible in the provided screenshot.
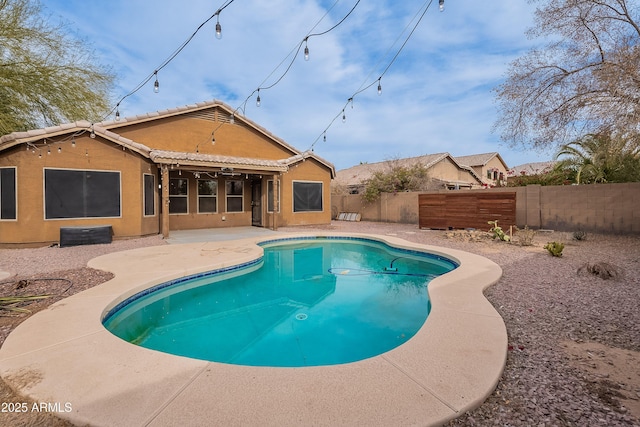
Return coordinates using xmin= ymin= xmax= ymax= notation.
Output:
xmin=0 ymin=223 xmax=639 ymax=426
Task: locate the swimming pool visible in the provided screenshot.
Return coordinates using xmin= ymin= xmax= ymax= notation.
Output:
xmin=103 ymin=237 xmax=458 ymax=367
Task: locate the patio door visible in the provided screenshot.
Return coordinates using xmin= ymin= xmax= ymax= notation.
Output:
xmin=251 ymin=179 xmax=262 ymax=226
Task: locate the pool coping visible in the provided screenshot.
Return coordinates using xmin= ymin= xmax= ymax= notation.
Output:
xmin=0 ymin=232 xmax=506 ymax=426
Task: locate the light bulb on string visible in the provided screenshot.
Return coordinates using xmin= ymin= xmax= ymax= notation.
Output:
xmin=211 ymin=132 xmax=216 ymax=145
xmin=115 ymin=107 xmax=120 ymax=121
xmin=256 ymin=89 xmax=261 ymax=107
xmin=323 ymin=132 xmax=326 ymax=142
xmin=439 ymin=0 xmax=445 ymax=12
xmin=230 ymin=113 xmax=235 ymax=124
xmin=58 ymin=147 xmax=62 ymax=154
xmin=377 ymin=78 xmax=382 ymax=95
xmin=215 ymin=16 xmax=222 ymax=39
xmin=153 ymin=71 xmax=159 ymax=93
xmin=304 ymin=40 xmax=309 ymax=61
xmin=71 ymin=137 xmax=76 ymax=148
xmin=90 ymin=125 xmax=96 ymax=139
xmin=342 ymin=110 xmax=346 ymax=123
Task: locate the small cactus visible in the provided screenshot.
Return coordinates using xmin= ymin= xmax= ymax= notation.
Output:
xmin=544 ymin=241 xmax=565 ymax=257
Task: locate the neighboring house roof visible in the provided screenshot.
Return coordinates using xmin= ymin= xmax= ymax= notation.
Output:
xmin=455 ymin=152 xmax=509 ymax=170
xmin=333 ymin=152 xmax=484 ymax=188
xmin=0 ymin=100 xmax=336 ymax=178
xmin=508 ymin=161 xmax=556 ymax=176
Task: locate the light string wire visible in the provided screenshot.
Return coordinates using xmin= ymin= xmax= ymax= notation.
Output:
xmin=201 ymin=0 xmax=364 ymax=148
xmin=27 ymin=0 xmax=236 ymax=153
xmin=308 ymin=0 xmax=436 ymax=152
xmin=104 ymin=0 xmax=236 ymax=121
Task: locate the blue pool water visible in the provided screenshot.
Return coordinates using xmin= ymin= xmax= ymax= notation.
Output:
xmin=103 ymin=237 xmax=458 ymax=367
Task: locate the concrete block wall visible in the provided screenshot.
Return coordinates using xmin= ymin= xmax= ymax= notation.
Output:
xmin=332 ymin=182 xmax=640 ymax=234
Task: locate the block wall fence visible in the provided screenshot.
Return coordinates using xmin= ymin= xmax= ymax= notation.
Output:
xmin=331 ymin=182 xmax=640 ymax=234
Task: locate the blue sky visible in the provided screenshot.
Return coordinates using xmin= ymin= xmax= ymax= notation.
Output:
xmin=44 ymin=0 xmax=551 ymax=170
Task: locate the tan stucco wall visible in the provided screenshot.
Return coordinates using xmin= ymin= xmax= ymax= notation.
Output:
xmin=0 ymin=108 xmax=333 ymax=245
xmin=114 ymin=117 xmax=296 ymax=160
xmin=0 ymin=135 xmax=159 ymax=245
xmin=482 ymin=157 xmax=508 ymax=185
xmin=430 ymin=158 xmax=479 ymax=185
xmin=278 ymin=158 xmax=332 ymax=226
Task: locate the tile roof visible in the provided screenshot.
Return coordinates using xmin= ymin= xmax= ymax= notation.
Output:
xmin=334 ymin=153 xmax=484 ymax=187
xmin=455 ymin=152 xmax=509 ymax=169
xmin=150 ymin=150 xmax=289 ymax=172
xmin=0 ymin=100 xmax=336 ymax=177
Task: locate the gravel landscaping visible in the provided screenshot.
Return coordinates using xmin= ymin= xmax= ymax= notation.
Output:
xmin=0 ymin=222 xmax=638 ymax=426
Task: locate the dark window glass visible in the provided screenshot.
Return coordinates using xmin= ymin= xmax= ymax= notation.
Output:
xmin=0 ymin=168 xmax=16 ymax=220
xmin=169 ymin=178 xmax=188 ymax=214
xmin=293 ymin=182 xmax=323 ymax=212
xmin=44 ymin=169 xmax=120 ymax=219
xmin=226 ymin=180 xmax=243 ymax=212
xmin=144 ymin=174 xmax=155 ymax=216
xmin=198 ymin=180 xmax=217 ymax=213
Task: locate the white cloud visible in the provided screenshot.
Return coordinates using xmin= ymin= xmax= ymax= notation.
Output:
xmin=43 ymin=0 xmax=553 ymax=170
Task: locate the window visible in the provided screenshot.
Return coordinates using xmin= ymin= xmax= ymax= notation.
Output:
xmin=198 ymin=179 xmax=217 ymax=213
xmin=293 ymin=181 xmax=323 ymax=212
xmin=0 ymin=167 xmax=16 ymax=220
xmin=267 ymin=180 xmax=280 ymax=212
xmin=143 ymin=174 xmax=155 ymax=216
xmin=225 ymin=180 xmax=243 ymax=212
xmin=169 ymin=178 xmax=188 ymax=214
xmin=44 ymin=169 xmax=120 ymax=219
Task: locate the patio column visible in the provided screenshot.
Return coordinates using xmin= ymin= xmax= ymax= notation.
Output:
xmin=271 ymin=174 xmax=279 ymax=231
xmin=161 ymin=164 xmax=170 ymax=238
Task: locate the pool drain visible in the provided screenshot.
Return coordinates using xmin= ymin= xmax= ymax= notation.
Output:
xmin=295 ymin=313 xmax=308 ymax=321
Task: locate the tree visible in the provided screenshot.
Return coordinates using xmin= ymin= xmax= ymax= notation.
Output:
xmin=555 ymin=132 xmax=640 ymax=183
xmin=362 ymin=160 xmax=434 ymax=203
xmin=494 ymin=0 xmax=640 ymax=154
xmin=0 ymin=0 xmax=114 ymax=135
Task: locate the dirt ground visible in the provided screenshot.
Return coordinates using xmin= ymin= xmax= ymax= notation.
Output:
xmin=562 ymin=341 xmax=640 ymax=420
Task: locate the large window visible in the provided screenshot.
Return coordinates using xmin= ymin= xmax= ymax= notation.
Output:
xmin=225 ymin=180 xmax=243 ymax=212
xmin=267 ymin=180 xmax=280 ymax=213
xmin=169 ymin=178 xmax=188 ymax=214
xmin=143 ymin=174 xmax=155 ymax=216
xmin=198 ymin=179 xmax=217 ymax=213
xmin=293 ymin=181 xmax=323 ymax=212
xmin=44 ymin=169 xmax=120 ymax=219
xmin=0 ymin=167 xmax=16 ymax=220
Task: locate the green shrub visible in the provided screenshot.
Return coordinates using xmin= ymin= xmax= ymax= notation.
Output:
xmin=544 ymin=241 xmax=565 ymax=257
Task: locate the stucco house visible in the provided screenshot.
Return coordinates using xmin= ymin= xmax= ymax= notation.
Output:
xmin=455 ymin=152 xmax=509 ymax=187
xmin=332 ymin=153 xmax=484 ymax=194
xmin=0 ymin=100 xmax=335 ymax=246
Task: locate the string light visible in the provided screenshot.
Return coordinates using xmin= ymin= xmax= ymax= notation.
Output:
xmin=256 ymin=89 xmax=261 ymax=107
xmin=90 ymin=125 xmax=96 ymax=139
xmin=439 ymin=0 xmax=445 ymax=12
xmin=71 ymin=136 xmax=76 ymax=148
xmin=307 ymin=0 xmax=440 ymax=153
xmin=304 ymin=39 xmax=310 ymax=61
xmin=215 ymin=15 xmax=222 ymax=39
xmin=211 ymin=132 xmax=216 ymax=144
xmin=153 ymin=71 xmax=159 ymax=93
xmin=115 ymin=104 xmax=121 ymax=120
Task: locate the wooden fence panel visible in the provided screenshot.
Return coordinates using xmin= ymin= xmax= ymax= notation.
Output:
xmin=419 ymin=192 xmax=516 ymax=230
